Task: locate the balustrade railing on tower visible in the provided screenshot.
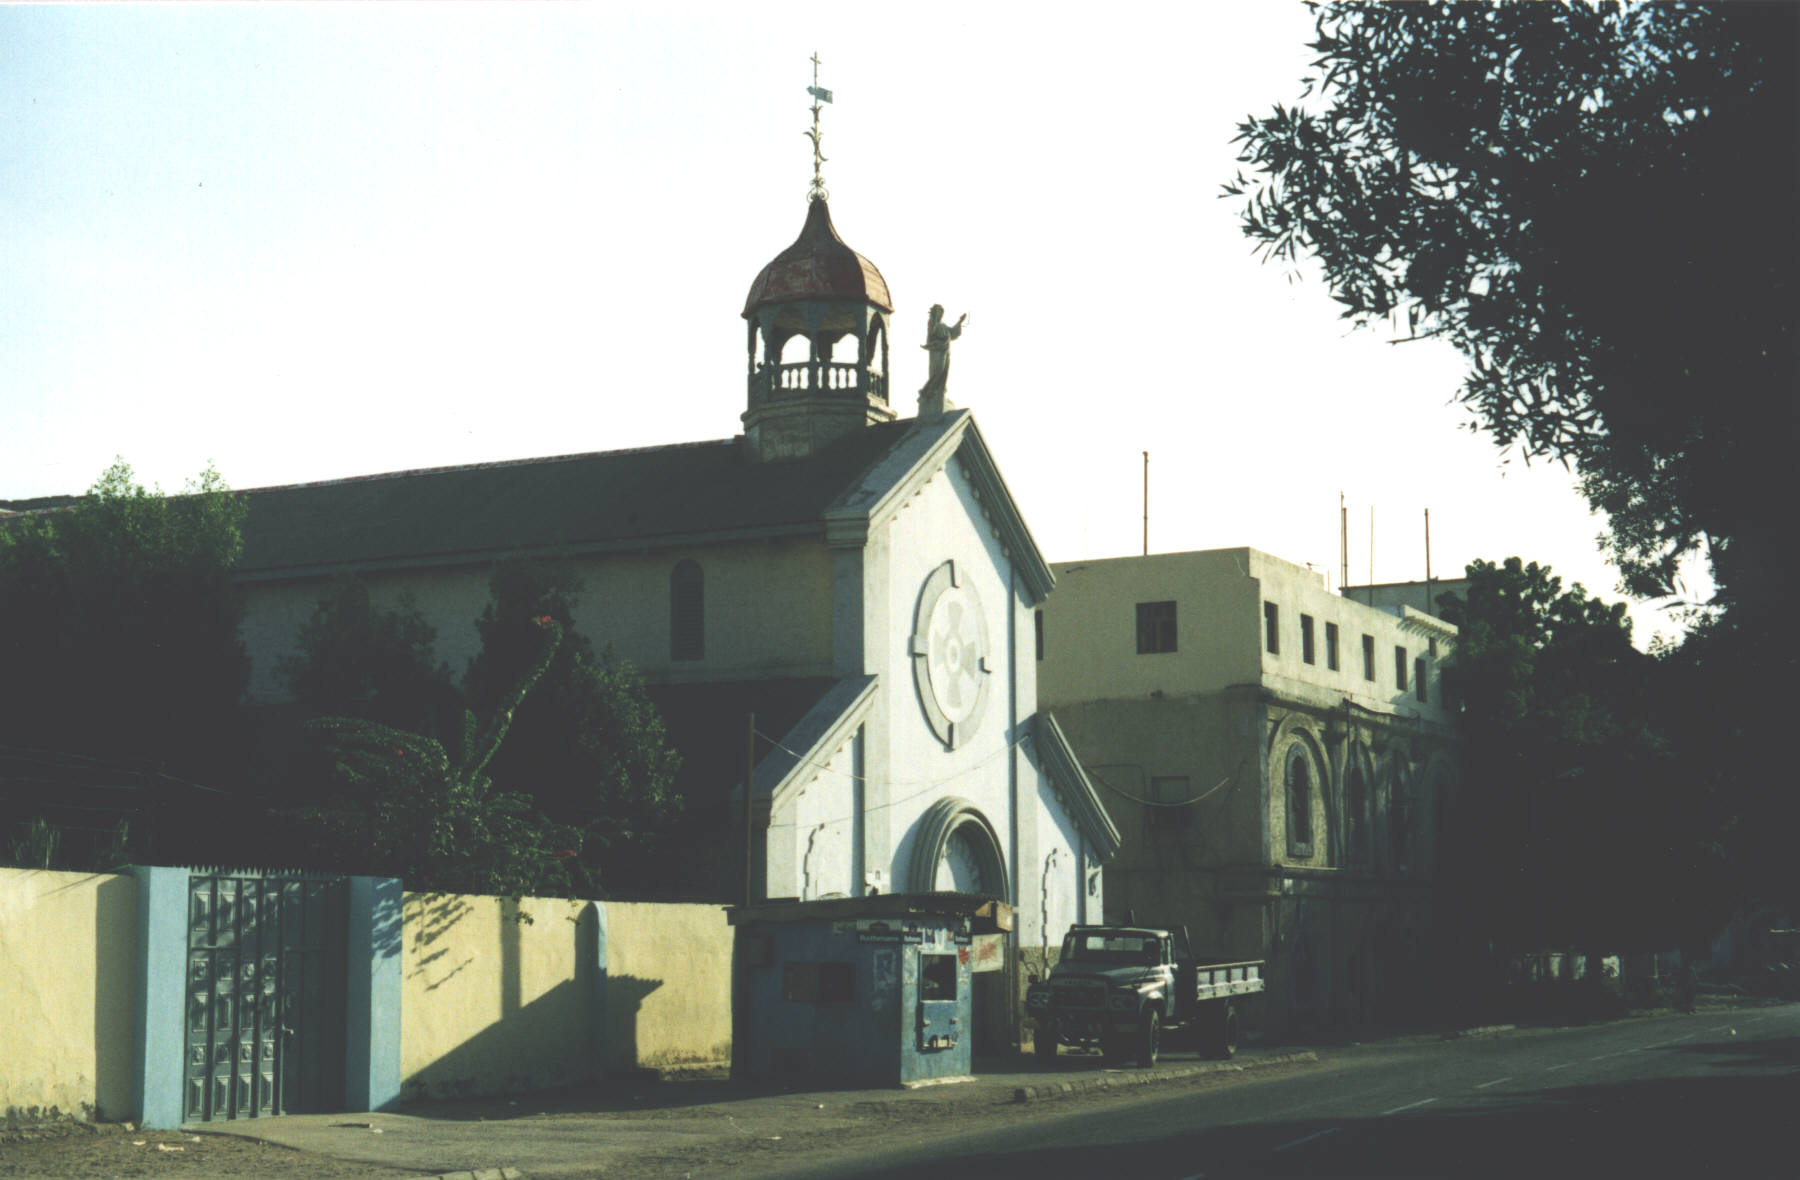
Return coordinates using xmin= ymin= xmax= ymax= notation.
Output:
xmin=750 ymin=361 xmax=886 ymax=406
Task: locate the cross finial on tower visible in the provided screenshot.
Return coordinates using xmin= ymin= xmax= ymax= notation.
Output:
xmin=805 ymin=52 xmax=833 ymax=203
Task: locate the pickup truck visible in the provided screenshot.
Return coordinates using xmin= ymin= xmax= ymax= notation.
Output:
xmin=1025 ymin=924 xmax=1263 ymax=1066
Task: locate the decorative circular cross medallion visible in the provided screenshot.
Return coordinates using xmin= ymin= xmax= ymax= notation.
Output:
xmin=909 ymin=560 xmax=991 ymax=749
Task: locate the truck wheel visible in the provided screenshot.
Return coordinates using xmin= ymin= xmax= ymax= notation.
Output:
xmin=1202 ymin=1002 xmax=1239 ymax=1060
xmin=1034 ymin=1023 xmax=1057 ymax=1061
xmin=1139 ymin=1010 xmax=1161 ymax=1067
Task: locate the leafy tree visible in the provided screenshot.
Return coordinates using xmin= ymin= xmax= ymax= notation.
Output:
xmin=281 ymin=574 xmax=460 ymax=742
xmin=302 ymin=617 xmax=582 ymax=898
xmin=462 ymin=559 xmax=681 ymax=894
xmin=1436 ymin=559 xmax=1726 ymax=953
xmin=1227 ymin=2 xmax=1796 ymax=616
xmin=0 ymin=461 xmax=251 ymax=862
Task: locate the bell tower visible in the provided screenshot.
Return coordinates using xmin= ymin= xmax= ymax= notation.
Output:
xmin=740 ymin=57 xmax=895 ymax=462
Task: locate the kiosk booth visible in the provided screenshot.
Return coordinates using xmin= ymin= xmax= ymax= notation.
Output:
xmin=729 ymin=894 xmax=1010 ymax=1088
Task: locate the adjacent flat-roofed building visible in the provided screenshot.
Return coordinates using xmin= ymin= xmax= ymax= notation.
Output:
xmin=1037 ymin=547 xmax=1459 ymax=1036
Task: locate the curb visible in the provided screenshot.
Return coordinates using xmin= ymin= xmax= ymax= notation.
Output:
xmin=401 ymin=1169 xmax=526 ymax=1180
xmin=1442 ymin=1023 xmax=1516 ymax=1040
xmin=1011 ymin=1050 xmax=1319 ymax=1103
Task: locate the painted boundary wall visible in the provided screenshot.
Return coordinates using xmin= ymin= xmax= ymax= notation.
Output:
xmin=401 ymin=893 xmax=732 ymax=1100
xmin=599 ymin=901 xmax=734 ymax=1073
xmin=0 ymin=868 xmax=138 ymax=1122
xmin=2 ymin=871 xmax=732 ymax=1119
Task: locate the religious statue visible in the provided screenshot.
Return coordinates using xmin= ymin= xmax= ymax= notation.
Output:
xmin=918 ymin=304 xmax=967 ymax=418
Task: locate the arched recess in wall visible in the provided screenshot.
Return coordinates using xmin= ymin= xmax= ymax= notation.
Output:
xmin=909 ymin=797 xmax=1008 ymax=899
xmin=1385 ymin=739 xmax=1417 ymax=875
xmin=670 ymin=560 xmax=704 ymax=661
xmin=1346 ymin=741 xmax=1377 ymax=870
xmin=1267 ymin=714 xmax=1332 ymax=864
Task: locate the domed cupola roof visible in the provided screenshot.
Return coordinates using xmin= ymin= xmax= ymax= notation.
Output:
xmin=743 ymin=198 xmax=892 ymax=318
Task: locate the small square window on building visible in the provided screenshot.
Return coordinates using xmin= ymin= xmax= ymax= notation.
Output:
xmin=1415 ymin=656 xmax=1428 ymax=702
xmin=1325 ymin=622 xmax=1340 ymax=671
xmin=1395 ymin=645 xmax=1409 ymax=690
xmin=1300 ymin=614 xmax=1316 ymax=665
xmin=1362 ymin=634 xmax=1376 ymax=681
xmin=1136 ymin=601 xmax=1177 ymax=654
xmin=1264 ymin=602 xmax=1280 ymax=654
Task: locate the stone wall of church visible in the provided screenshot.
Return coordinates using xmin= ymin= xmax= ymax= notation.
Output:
xmin=238 ymin=535 xmax=838 ymax=704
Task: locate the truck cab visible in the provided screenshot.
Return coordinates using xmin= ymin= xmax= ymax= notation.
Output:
xmin=1026 ymin=924 xmax=1262 ymax=1066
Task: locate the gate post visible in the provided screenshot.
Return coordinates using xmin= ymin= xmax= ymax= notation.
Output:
xmin=130 ymin=866 xmax=189 ymax=1129
xmin=345 ymin=876 xmax=402 ymax=1111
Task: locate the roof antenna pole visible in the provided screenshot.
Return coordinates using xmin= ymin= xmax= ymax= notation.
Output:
xmin=1424 ymin=507 xmax=1433 ymax=616
xmin=1340 ymin=491 xmax=1348 ymax=598
xmin=806 ymin=52 xmax=833 ymax=203
xmin=1142 ymin=451 xmax=1149 ymax=557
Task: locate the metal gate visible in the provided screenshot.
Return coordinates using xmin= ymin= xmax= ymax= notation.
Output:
xmin=184 ymin=874 xmax=347 ymax=1121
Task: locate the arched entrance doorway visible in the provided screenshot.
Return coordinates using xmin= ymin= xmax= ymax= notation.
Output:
xmin=909 ymin=798 xmax=1009 ymax=1056
xmin=909 ymin=797 xmax=1007 ymax=897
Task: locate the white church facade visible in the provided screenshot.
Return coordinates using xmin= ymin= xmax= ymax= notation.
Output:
xmin=232 ymin=192 xmax=1119 ymax=1002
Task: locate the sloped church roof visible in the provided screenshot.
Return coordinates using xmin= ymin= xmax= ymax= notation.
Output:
xmin=234 ymin=410 xmax=1056 ymax=604
xmin=234 ymin=423 xmax=912 ymax=579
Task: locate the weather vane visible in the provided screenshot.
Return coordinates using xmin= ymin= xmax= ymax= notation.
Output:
xmin=806 ymin=52 xmax=833 ymax=202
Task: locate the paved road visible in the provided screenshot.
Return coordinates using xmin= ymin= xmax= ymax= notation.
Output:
xmin=765 ymin=1004 xmax=1800 ymax=1178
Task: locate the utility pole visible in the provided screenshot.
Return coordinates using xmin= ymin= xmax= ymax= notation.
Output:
xmin=1142 ymin=451 xmax=1149 ymax=557
xmin=1424 ymin=508 xmax=1434 ymax=615
xmin=1340 ymin=491 xmax=1348 ymax=596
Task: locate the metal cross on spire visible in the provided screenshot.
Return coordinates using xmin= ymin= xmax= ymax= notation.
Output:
xmin=805 ymin=51 xmax=833 ymax=203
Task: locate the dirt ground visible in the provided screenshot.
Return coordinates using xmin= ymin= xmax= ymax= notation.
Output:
xmin=0 ymin=1119 xmax=417 ymax=1179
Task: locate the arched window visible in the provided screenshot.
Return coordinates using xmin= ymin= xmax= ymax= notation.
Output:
xmin=1285 ymin=745 xmax=1314 ymax=855
xmin=670 ymin=560 xmax=703 ymax=661
xmin=1390 ymin=768 xmax=1414 ymax=874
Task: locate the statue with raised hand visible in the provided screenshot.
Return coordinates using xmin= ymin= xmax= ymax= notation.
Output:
xmin=919 ymin=304 xmax=967 ymax=417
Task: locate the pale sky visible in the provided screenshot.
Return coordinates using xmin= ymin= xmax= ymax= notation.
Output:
xmin=0 ymin=2 xmax=1694 ymax=645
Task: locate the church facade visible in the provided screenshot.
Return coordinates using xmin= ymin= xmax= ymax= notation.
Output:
xmin=233 ymin=194 xmax=1119 ymax=1012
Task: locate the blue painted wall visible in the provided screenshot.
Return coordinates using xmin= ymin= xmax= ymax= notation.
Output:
xmin=345 ymin=875 xmax=402 ymax=1112
xmin=130 ymin=866 xmax=189 ymax=1129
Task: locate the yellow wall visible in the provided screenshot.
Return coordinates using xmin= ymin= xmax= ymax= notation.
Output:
xmin=0 ymin=869 xmax=137 ymax=1120
xmin=1040 ymin=548 xmax=1455 ymax=723
xmin=399 ymin=892 xmax=732 ymax=1100
xmin=0 ymin=873 xmax=735 ymax=1115
xmin=1039 ymin=549 xmax=1262 ymax=707
xmin=599 ymin=901 xmax=733 ymax=1072
xmin=400 ymin=892 xmax=591 ymax=1099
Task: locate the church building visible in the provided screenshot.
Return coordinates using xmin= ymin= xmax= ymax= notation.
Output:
xmin=231 ymin=149 xmax=1120 ymax=1018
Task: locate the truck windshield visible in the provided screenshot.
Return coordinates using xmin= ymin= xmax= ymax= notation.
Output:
xmin=1064 ymin=933 xmax=1161 ymax=964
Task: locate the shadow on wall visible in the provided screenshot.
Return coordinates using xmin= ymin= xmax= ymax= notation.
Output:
xmin=93 ymin=874 xmax=136 ymax=1122
xmin=400 ymin=896 xmax=671 ymax=1101
xmin=407 ymin=892 xmax=475 ymax=993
